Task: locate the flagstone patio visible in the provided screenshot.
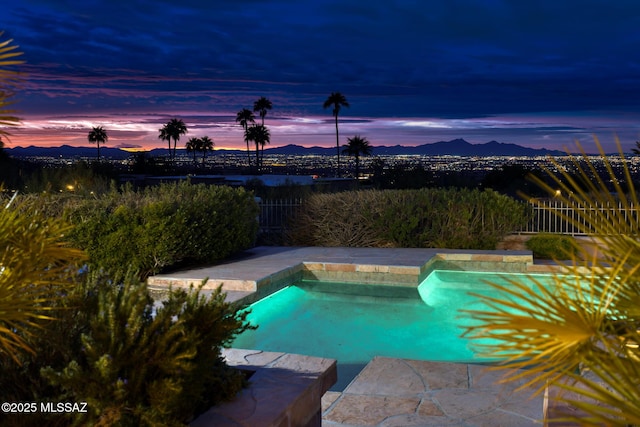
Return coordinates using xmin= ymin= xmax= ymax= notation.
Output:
xmin=321 ymin=356 xmax=544 ymax=427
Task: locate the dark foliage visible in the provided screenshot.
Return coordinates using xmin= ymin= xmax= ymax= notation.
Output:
xmin=0 ymin=272 xmax=252 ymax=427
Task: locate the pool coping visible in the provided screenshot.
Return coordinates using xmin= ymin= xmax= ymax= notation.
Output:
xmin=147 ymin=246 xmax=581 ymax=306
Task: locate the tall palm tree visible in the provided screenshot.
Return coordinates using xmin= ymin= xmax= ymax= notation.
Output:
xmin=235 ymin=108 xmax=255 ymax=169
xmin=253 ymin=96 xmax=272 ymax=126
xmin=185 ymin=137 xmax=200 ymax=164
xmin=253 ymin=97 xmax=272 ymax=167
xmin=166 ymin=118 xmax=187 ymax=161
xmin=87 ymin=126 xmax=108 ymax=162
xmin=463 ymin=138 xmax=640 ymax=426
xmin=323 ymin=92 xmax=349 ymax=176
xmin=342 ymin=135 xmax=372 ymax=179
xmin=0 ymin=32 xmax=24 ymax=142
xmin=199 ymin=135 xmax=214 ymax=166
xmin=246 ymin=125 xmax=270 ymax=173
xmin=631 ymin=140 xmax=640 ymax=155
xmin=158 ymin=125 xmax=171 ymax=160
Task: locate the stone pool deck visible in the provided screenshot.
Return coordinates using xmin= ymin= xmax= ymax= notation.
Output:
xmin=150 ymin=246 xmax=564 ymax=426
xmin=321 ymin=356 xmax=544 ymax=427
xmin=148 ymin=246 xmax=558 ymax=303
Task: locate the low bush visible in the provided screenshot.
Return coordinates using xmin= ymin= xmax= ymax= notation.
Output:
xmin=525 ymin=233 xmax=579 ymax=259
xmin=63 ymin=182 xmax=259 ymax=279
xmin=287 ymin=188 xmax=530 ymax=249
xmin=286 ymin=191 xmax=389 ymax=247
xmin=0 ymin=272 xmax=253 ymax=427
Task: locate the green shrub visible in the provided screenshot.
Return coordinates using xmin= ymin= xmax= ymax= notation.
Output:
xmin=0 ymin=272 xmax=253 ymax=427
xmin=525 ymin=233 xmax=579 ymax=259
xmin=288 ymin=188 xmax=530 ymax=249
xmin=64 ymin=182 xmax=259 ymax=279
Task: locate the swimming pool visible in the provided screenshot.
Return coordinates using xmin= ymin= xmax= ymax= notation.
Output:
xmin=232 ymin=269 xmax=556 ymax=390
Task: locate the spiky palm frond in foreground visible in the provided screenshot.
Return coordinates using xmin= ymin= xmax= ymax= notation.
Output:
xmin=463 ymin=137 xmax=640 ymax=425
xmin=0 ymin=197 xmax=85 ymax=362
xmin=0 ymin=31 xmax=23 ymax=139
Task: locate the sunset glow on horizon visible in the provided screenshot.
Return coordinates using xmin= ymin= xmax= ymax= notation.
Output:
xmin=6 ymin=110 xmax=639 ymax=154
xmin=3 ymin=1 xmax=640 ymax=154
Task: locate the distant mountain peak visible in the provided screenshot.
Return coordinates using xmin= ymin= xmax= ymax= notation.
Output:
xmin=6 ymin=139 xmax=567 ymax=159
xmin=366 ymin=139 xmax=565 ymax=156
xmin=447 ymin=138 xmax=471 ymax=144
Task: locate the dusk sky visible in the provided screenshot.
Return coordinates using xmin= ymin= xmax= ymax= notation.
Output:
xmin=2 ymin=0 xmax=640 ymax=152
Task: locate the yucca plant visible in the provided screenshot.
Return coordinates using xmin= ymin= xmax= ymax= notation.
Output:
xmin=462 ymin=138 xmax=640 ymax=425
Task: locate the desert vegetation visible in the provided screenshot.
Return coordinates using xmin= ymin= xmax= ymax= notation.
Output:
xmin=0 ymin=271 xmax=252 ymax=426
xmin=287 ymin=187 xmax=530 ymax=249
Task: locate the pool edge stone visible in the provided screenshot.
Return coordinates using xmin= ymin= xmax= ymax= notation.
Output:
xmin=149 ymin=248 xmax=547 ymax=302
xmin=191 ymin=348 xmax=337 ymax=427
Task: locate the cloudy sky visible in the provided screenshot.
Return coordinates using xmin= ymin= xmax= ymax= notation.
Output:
xmin=2 ymin=0 xmax=640 ymax=151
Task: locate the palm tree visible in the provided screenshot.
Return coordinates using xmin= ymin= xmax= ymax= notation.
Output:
xmin=323 ymin=92 xmax=349 ymax=176
xmin=631 ymin=140 xmax=640 ymax=155
xmin=158 ymin=125 xmax=171 ymax=160
xmin=253 ymin=97 xmax=272 ymax=167
xmin=185 ymin=137 xmax=200 ymax=164
xmin=167 ymin=118 xmax=187 ymax=161
xmin=342 ymin=135 xmax=372 ymax=179
xmin=199 ymin=136 xmax=214 ymax=166
xmin=235 ymin=108 xmax=255 ymax=169
xmin=87 ymin=126 xmax=108 ymax=162
xmin=253 ymin=96 xmax=272 ymax=126
xmin=246 ymin=125 xmax=270 ymax=173
xmin=158 ymin=118 xmax=187 ymax=162
xmin=0 ymin=32 xmax=24 ymax=142
xmin=463 ymin=137 xmax=640 ymax=425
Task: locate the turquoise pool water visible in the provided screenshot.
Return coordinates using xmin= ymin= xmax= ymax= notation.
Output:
xmin=232 ymin=270 xmax=556 ymax=390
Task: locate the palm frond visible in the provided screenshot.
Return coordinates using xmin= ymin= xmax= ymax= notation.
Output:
xmin=464 ymin=138 xmax=640 ymax=424
xmin=0 ymin=196 xmax=86 ymax=362
xmin=0 ymin=32 xmax=24 ymax=138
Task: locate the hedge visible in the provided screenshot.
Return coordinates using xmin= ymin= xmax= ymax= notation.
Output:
xmin=62 ymin=182 xmax=259 ymax=279
xmin=525 ymin=233 xmax=579 ymax=259
xmin=287 ymin=188 xmax=530 ymax=249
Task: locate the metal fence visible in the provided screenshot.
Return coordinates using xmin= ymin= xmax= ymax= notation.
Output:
xmin=516 ymin=199 xmax=640 ymax=235
xmin=257 ymin=198 xmax=304 ymax=236
xmin=258 ymin=197 xmax=640 ymax=237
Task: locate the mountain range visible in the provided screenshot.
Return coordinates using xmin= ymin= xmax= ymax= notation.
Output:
xmin=6 ymin=138 xmax=567 ymax=159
